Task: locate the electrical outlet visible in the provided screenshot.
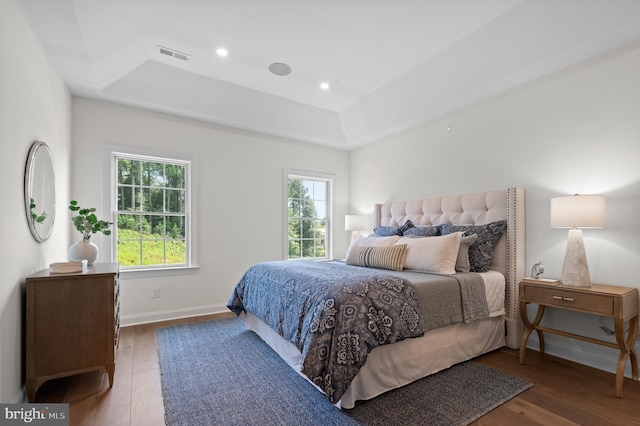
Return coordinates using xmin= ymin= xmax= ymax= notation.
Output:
xmin=152 ymin=288 xmax=161 ymax=298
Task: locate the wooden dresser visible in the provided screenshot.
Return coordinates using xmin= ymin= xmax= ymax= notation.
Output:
xmin=26 ymin=262 xmax=120 ymax=402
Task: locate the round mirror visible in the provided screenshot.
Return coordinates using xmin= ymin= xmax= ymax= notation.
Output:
xmin=24 ymin=141 xmax=56 ymax=242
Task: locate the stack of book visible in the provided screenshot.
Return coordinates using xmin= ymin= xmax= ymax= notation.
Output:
xmin=49 ymin=260 xmax=88 ymax=274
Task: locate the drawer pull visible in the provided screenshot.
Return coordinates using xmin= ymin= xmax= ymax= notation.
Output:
xmin=552 ymin=295 xmax=574 ymax=302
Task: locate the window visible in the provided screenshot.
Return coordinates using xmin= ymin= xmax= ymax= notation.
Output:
xmin=286 ymin=171 xmax=333 ymax=260
xmin=112 ymin=152 xmax=192 ymax=270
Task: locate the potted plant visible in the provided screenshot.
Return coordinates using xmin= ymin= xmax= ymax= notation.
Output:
xmin=68 ymin=200 xmax=113 ymax=265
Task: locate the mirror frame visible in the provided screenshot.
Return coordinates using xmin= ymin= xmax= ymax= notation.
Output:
xmin=24 ymin=141 xmax=56 ymax=243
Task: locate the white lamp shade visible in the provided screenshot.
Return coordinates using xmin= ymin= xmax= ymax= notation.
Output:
xmin=550 ymin=195 xmax=605 ymax=228
xmin=345 ymin=214 xmax=369 ymax=231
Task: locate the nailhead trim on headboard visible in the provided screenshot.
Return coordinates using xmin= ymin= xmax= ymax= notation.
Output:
xmin=505 ymin=187 xmax=525 ymax=349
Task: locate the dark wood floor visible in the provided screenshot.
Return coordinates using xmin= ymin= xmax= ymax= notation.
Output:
xmin=33 ymin=313 xmax=640 ymax=425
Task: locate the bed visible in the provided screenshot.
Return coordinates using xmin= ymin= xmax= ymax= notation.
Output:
xmin=228 ymin=187 xmax=525 ymax=409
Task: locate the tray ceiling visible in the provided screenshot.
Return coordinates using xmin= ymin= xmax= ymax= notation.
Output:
xmin=16 ymin=0 xmax=640 ymax=149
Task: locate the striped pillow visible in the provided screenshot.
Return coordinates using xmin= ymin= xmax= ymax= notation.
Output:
xmin=346 ymin=244 xmax=407 ymax=271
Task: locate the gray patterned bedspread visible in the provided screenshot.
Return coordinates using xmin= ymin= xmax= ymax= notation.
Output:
xmin=227 ymin=260 xmax=425 ymax=403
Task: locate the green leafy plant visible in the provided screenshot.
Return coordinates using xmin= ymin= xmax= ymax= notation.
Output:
xmin=30 ymin=198 xmax=47 ymax=224
xmin=69 ymin=200 xmax=113 ymax=240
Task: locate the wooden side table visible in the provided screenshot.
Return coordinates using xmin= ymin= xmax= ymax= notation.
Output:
xmin=519 ymin=279 xmax=639 ymax=398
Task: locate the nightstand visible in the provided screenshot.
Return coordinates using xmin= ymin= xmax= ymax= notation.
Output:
xmin=519 ymin=279 xmax=639 ymax=398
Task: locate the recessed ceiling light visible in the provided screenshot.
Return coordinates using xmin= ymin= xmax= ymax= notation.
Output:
xmin=216 ymin=48 xmax=228 ymax=57
xmin=269 ymin=62 xmax=292 ymax=76
xmin=320 ymin=82 xmax=330 ymax=90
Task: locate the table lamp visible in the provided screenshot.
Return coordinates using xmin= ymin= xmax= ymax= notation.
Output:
xmin=345 ymin=214 xmax=369 ymax=241
xmin=550 ymin=194 xmax=605 ymax=287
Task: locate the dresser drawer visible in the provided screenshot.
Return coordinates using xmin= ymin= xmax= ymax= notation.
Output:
xmin=523 ymin=285 xmax=613 ymax=315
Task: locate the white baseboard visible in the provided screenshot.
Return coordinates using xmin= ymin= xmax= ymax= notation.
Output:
xmin=119 ymin=303 xmax=231 ymax=327
xmin=527 ymin=334 xmax=639 ymax=379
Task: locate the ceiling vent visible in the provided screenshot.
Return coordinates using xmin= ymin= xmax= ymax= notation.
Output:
xmin=158 ymin=45 xmax=189 ymax=61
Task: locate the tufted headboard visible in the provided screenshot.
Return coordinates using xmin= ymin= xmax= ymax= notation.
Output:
xmin=373 ymin=187 xmax=525 ymax=349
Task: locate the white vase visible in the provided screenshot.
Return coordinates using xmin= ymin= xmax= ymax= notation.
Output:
xmin=69 ymin=240 xmax=99 ymax=265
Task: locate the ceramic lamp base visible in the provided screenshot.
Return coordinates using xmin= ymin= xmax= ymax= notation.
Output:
xmin=560 ymin=228 xmax=591 ymax=287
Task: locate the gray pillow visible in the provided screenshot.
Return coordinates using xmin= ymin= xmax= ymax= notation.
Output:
xmin=441 ymin=220 xmax=507 ymax=272
xmin=455 ymin=234 xmax=478 ymax=273
xmin=374 ymin=220 xmax=415 ymax=237
xmin=402 ymin=225 xmax=440 ymax=237
xmin=398 ymin=219 xmax=415 ymax=234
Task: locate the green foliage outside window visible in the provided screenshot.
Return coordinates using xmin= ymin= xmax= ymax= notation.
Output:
xmin=288 ymin=177 xmax=328 ymax=259
xmin=116 ymin=157 xmax=188 ymax=267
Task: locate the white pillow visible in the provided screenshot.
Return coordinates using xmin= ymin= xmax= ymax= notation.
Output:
xmin=346 ymin=235 xmax=400 ymax=259
xmin=396 ymin=232 xmax=463 ymax=274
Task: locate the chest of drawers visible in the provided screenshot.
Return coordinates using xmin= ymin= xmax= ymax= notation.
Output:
xmin=26 ymin=262 xmax=120 ymax=402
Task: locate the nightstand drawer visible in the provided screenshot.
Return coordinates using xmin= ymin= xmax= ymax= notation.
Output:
xmin=523 ymin=286 xmax=613 ymax=315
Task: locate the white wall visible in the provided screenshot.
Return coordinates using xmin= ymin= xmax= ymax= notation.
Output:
xmin=350 ymin=43 xmax=640 ymax=376
xmin=0 ymin=0 xmax=72 ymax=402
xmin=71 ymin=98 xmax=351 ymax=325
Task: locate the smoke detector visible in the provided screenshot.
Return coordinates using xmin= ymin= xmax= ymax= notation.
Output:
xmin=157 ymin=45 xmax=190 ymax=61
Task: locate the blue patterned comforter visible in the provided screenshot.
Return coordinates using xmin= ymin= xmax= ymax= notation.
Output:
xmin=227 ymin=260 xmax=425 ymax=404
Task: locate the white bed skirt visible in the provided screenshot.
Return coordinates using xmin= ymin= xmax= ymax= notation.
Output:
xmin=246 ymin=312 xmax=505 ymax=409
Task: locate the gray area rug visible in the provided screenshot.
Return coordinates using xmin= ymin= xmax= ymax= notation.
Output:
xmin=157 ymin=317 xmax=532 ymax=426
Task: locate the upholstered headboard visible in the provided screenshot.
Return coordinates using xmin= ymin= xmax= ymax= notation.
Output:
xmin=374 ymin=187 xmax=525 ymax=349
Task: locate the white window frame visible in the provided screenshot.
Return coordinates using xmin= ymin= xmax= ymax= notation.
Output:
xmin=284 ymin=169 xmax=334 ymax=260
xmin=104 ymin=145 xmax=198 ymax=277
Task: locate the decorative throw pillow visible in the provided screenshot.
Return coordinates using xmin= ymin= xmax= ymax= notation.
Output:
xmin=346 ymin=244 xmax=408 ymax=271
xmin=373 ymin=220 xmax=415 ymax=237
xmin=395 ymin=232 xmax=463 ymax=274
xmin=402 ymin=225 xmax=441 ymax=237
xmin=441 ymin=220 xmax=507 ymax=272
xmin=398 ymin=219 xmax=415 ymax=234
xmin=455 ymin=233 xmax=478 ymax=273
xmin=373 ymin=226 xmax=402 ymax=237
xmin=346 ymin=235 xmax=401 ymax=259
